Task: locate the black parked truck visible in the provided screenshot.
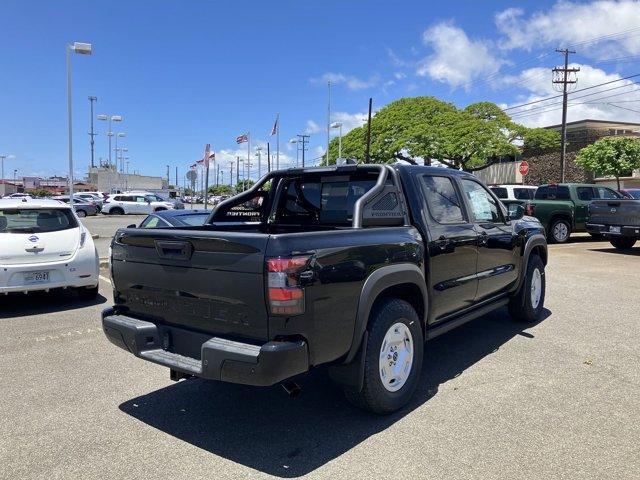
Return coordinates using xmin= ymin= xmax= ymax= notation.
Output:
xmin=102 ymin=164 xmax=548 ymax=414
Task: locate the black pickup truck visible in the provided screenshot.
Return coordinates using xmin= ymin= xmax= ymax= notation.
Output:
xmin=102 ymin=164 xmax=548 ymax=414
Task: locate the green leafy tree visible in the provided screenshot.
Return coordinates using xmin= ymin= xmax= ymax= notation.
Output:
xmin=575 ymin=137 xmax=640 ymax=190
xmin=208 ymin=184 xmax=233 ymax=195
xmin=326 ymin=97 xmax=560 ymax=171
xmin=236 ymin=179 xmax=255 ymax=192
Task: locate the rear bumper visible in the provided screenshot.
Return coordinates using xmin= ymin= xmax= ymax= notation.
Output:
xmin=586 ymin=223 xmax=640 ymax=237
xmin=101 ymin=308 xmax=309 ymax=386
xmin=0 ymin=251 xmax=98 ymax=294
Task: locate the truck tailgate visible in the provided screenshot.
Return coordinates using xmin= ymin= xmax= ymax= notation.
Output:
xmin=110 ymin=228 xmax=270 ymax=341
xmin=589 ymin=200 xmax=640 ymax=226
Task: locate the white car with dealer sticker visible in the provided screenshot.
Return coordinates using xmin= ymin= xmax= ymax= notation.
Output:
xmin=0 ymin=198 xmax=99 ymax=298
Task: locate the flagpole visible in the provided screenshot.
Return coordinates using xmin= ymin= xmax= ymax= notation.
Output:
xmin=276 ymin=113 xmax=280 ymax=170
xmin=247 ymin=131 xmax=251 ymax=190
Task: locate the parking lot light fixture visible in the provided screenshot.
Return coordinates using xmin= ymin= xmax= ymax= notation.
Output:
xmin=67 ymin=41 xmax=92 ymax=200
xmin=330 ymin=122 xmax=343 ymax=159
xmin=289 ymin=138 xmax=299 ymax=167
xmin=97 ymin=114 xmax=122 ymax=169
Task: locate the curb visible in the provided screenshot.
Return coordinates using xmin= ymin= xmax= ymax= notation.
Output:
xmin=99 ymin=258 xmax=109 ymax=268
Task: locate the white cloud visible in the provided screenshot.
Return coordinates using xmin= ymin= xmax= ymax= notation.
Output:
xmin=332 ymin=111 xmax=368 ymax=133
xmin=496 ymin=1 xmax=640 ymax=57
xmin=310 ymin=72 xmax=378 ymax=90
xmin=417 ymin=22 xmax=504 ymax=90
xmin=505 ymin=63 xmax=640 ymax=127
xmin=305 ymin=120 xmax=322 ymax=135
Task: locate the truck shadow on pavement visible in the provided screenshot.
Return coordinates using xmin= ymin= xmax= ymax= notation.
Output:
xmin=0 ymin=290 xmax=107 ymax=318
xmin=588 ymin=247 xmax=640 ymax=256
xmin=119 ymin=307 xmax=550 ymax=478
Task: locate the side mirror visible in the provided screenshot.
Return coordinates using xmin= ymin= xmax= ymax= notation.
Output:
xmin=508 ymin=204 xmax=525 ymax=221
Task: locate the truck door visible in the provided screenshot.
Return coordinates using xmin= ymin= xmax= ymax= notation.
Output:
xmin=574 ymin=186 xmax=595 ymax=228
xmin=459 ymin=178 xmax=519 ymax=301
xmin=417 ymin=174 xmax=479 ymax=320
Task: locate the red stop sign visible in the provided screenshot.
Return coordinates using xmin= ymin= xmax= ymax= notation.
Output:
xmin=519 ymin=161 xmax=529 ymax=176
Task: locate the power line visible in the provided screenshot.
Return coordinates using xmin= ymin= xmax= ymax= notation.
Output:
xmin=504 ymin=73 xmax=640 ymax=112
xmin=606 ymin=103 xmax=640 ymax=115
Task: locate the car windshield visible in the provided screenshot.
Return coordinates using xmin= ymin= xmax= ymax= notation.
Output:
xmin=0 ymin=208 xmax=78 ymax=233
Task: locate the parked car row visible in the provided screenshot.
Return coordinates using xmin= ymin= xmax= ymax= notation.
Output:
xmin=490 ymin=182 xmax=639 ymax=246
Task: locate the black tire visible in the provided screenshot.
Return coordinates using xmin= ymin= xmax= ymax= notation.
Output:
xmin=344 ymin=299 xmax=423 ymax=415
xmin=110 ymin=207 xmax=124 ymax=215
xmin=509 ymin=254 xmax=546 ymax=323
xmin=610 ymin=236 xmax=637 ymax=250
xmin=77 ymin=285 xmax=99 ymax=300
xmin=154 ymin=207 xmax=167 ymax=212
xmin=549 ymin=218 xmax=571 ymax=243
xmin=76 ymin=209 xmax=87 ymax=218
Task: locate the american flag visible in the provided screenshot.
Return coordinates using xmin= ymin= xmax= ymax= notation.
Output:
xmin=270 ymin=114 xmax=279 ymax=136
xmin=203 ymin=143 xmax=211 ymax=166
xmin=236 ymin=133 xmax=248 ymax=144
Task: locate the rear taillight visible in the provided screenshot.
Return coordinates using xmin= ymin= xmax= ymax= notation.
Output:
xmin=524 ymin=203 xmax=535 ymax=216
xmin=267 ymin=256 xmax=311 ymax=315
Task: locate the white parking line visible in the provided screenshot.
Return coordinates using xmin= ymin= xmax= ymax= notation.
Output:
xmin=99 ymin=275 xmax=111 ymax=284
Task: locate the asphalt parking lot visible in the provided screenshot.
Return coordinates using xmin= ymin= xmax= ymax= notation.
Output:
xmin=1 ymin=236 xmax=639 ymax=479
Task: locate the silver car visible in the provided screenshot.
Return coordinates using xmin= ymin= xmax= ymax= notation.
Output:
xmin=53 ymin=196 xmax=99 ymax=217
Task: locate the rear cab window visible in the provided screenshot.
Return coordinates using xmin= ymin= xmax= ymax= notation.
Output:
xmin=420 ymin=175 xmax=465 ymax=224
xmin=513 ymin=188 xmax=536 ymax=200
xmin=0 ymin=208 xmax=78 ymax=233
xmin=489 ymin=187 xmax=508 ymax=199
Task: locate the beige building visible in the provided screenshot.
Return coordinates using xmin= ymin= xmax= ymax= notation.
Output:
xmin=88 ymin=166 xmax=168 ymax=193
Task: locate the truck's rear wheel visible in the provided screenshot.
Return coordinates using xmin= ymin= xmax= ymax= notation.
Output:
xmin=509 ymin=254 xmax=545 ymax=323
xmin=344 ymin=299 xmax=423 ymax=415
xmin=549 ymin=218 xmax=571 ymax=243
xmin=610 ymin=237 xmax=637 ymax=250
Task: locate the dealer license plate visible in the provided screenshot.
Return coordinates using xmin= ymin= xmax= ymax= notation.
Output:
xmin=609 ymin=226 xmax=621 ymax=234
xmin=24 ymin=271 xmax=50 ymax=284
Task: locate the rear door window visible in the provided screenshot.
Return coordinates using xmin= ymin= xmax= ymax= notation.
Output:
xmin=513 ymin=188 xmax=535 ymax=200
xmin=490 ymin=187 xmax=508 ymax=199
xmin=576 ymin=187 xmax=595 ymax=201
xmin=535 ymin=186 xmax=549 ymax=199
xmin=556 ymin=186 xmax=570 ymax=200
xmin=420 ymin=176 xmax=465 ymax=224
xmin=595 ymin=187 xmax=622 ymax=199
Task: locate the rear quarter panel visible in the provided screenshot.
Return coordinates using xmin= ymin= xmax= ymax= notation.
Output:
xmin=266 ymin=226 xmax=423 ymax=366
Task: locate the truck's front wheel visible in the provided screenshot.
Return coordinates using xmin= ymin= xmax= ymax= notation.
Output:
xmin=344 ymin=299 xmax=423 ymax=415
xmin=509 ymin=254 xmax=545 ymax=323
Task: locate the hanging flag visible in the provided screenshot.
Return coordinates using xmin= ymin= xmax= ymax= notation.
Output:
xmin=190 ymin=163 xmax=197 ymax=170
xmin=203 ymin=143 xmax=211 ymax=166
xmin=236 ymin=133 xmax=248 ymax=144
xmin=270 ymin=114 xmax=279 ymax=136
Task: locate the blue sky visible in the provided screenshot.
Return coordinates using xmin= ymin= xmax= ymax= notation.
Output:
xmin=2 ymin=0 xmax=640 ymax=182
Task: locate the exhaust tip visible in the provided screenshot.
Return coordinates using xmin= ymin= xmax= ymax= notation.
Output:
xmin=281 ymin=380 xmax=301 ymax=398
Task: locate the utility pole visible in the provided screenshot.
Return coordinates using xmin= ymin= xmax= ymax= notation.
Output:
xmin=236 ymin=156 xmax=240 ymax=191
xmin=365 ymin=97 xmax=373 ymax=163
xmin=297 ymin=134 xmax=310 ymax=167
xmin=175 ymin=166 xmax=178 ymax=188
xmin=166 ymin=165 xmax=170 ymax=185
xmin=255 ymin=145 xmax=262 ymax=178
xmin=553 ymin=49 xmax=579 ymax=183
xmin=229 ymin=161 xmax=234 ymax=188
xmin=327 ymin=80 xmax=331 ymax=165
xmin=0 ymin=155 xmax=6 ymax=185
xmin=88 ymin=96 xmax=97 ymax=169
xmin=267 ymin=142 xmax=271 ymax=172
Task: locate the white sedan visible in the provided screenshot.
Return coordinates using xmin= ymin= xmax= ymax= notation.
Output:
xmin=0 ymin=198 xmax=99 ymax=298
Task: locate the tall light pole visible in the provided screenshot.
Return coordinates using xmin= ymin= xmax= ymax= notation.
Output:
xmin=97 ymin=114 xmax=122 ymax=170
xmin=88 ymin=96 xmax=97 ymax=169
xmin=255 ymin=146 xmax=262 ymax=178
xmin=289 ymin=138 xmax=298 ymax=167
xmin=114 ymin=132 xmax=126 ymax=172
xmin=326 ymin=80 xmax=331 ymax=165
xmin=67 ymin=42 xmax=92 ymax=199
xmin=330 ymin=122 xmax=343 ymax=160
xmin=0 ymin=155 xmax=7 ymax=185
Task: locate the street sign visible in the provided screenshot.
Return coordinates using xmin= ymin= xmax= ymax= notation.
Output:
xmin=186 ymin=170 xmax=197 ymax=182
xmin=519 ymin=161 xmax=530 ymax=176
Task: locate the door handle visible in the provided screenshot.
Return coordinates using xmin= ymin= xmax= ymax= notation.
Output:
xmin=478 ymin=231 xmax=488 ymax=246
xmin=435 ymin=235 xmax=451 ymax=250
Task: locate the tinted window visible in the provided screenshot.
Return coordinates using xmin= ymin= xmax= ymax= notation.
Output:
xmin=535 ymin=186 xmax=548 ymax=199
xmin=140 ymin=216 xmax=161 ymax=228
xmin=596 ymin=187 xmax=623 ymax=199
xmin=627 ymin=189 xmax=640 ymax=199
xmin=576 ymin=187 xmax=595 ymax=201
xmin=0 ymin=208 xmax=78 ymax=233
xmin=490 ymin=187 xmax=508 ymax=199
xmin=513 ymin=188 xmax=536 ymax=200
xmin=556 ymin=186 xmax=570 ymax=200
xmin=460 ymin=179 xmax=501 ymax=223
xmin=420 ymin=176 xmax=465 ymax=223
